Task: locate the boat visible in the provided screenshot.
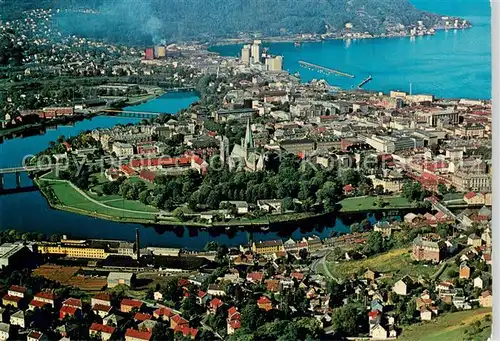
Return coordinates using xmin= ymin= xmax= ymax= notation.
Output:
xmin=294 ymin=41 xmax=301 ymax=47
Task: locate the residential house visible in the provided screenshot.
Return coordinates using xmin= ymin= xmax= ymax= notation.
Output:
xmin=246 ymin=272 xmax=264 ymax=284
xmin=62 ymin=298 xmax=82 ymax=310
xmin=420 ymin=307 xmax=432 ymax=321
xmin=33 ymin=292 xmax=56 ymax=307
xmin=153 ymin=307 xmax=175 ymax=322
xmin=209 ymin=298 xmax=224 ymax=314
xmin=393 ymin=276 xmax=413 ymax=296
xmin=473 ymin=277 xmax=484 ymax=289
xmin=0 ymin=323 xmax=9 ymax=341
xmin=28 ymin=300 xmax=48 ymax=311
xmin=10 ymin=310 xmax=25 ymax=328
xmin=59 ymin=306 xmax=80 ymax=320
xmin=124 ymin=329 xmax=152 ymax=341
xmin=371 ymin=299 xmax=384 ymax=313
xmin=2 ymin=294 xmax=22 ymax=308
xmin=120 ymin=299 xmax=143 ymax=313
xmin=91 ymin=293 xmax=111 ymax=307
xmin=8 ymin=285 xmax=28 ymax=299
xmin=480 ymin=290 xmax=492 ymax=308
xmin=89 ymin=323 xmax=115 ymax=341
xmin=134 ymin=313 xmax=152 ymax=322
xmin=257 ymin=199 xmax=283 ymax=213
xmin=364 ymin=270 xmax=377 ymax=282
xmin=467 ymin=234 xmax=482 ymax=247
xmin=170 ymin=315 xmax=188 ymax=330
xmin=93 ymin=304 xmax=113 ymax=318
xmin=370 ymin=324 xmax=388 ymax=339
xmin=459 ymin=262 xmax=471 ymax=279
xmin=27 ymin=331 xmax=46 ymax=341
xmin=207 ymin=284 xmax=226 ymax=297
xmin=257 ymin=296 xmax=273 ymax=311
xmin=227 ymin=306 xmax=241 ymax=335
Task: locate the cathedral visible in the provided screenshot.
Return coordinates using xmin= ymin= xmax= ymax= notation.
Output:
xmin=226 ymin=119 xmax=264 ymax=172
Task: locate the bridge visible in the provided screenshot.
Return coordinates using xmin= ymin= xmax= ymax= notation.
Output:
xmin=0 ymin=164 xmax=59 ymax=191
xmin=100 ymin=109 xmax=173 ymax=119
xmin=298 ymin=60 xmax=355 ymax=78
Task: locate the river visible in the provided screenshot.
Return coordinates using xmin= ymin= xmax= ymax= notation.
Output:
xmin=0 ymin=0 xmax=491 ymax=249
xmin=210 ymin=0 xmax=491 ymax=100
xmin=0 ymin=92 xmax=353 ymax=249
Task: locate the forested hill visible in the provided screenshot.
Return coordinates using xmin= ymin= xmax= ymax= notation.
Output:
xmin=2 ymin=0 xmax=446 ymax=45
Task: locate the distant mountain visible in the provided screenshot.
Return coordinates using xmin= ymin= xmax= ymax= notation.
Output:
xmin=2 ymin=0 xmax=449 ymax=45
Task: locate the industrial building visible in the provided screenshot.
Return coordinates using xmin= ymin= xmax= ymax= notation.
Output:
xmin=36 ymin=239 xmax=135 ymax=260
xmin=0 ymin=243 xmax=33 ymax=268
xmin=107 ymin=272 xmax=135 ymax=288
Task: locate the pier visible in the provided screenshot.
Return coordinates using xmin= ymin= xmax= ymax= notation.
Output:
xmin=298 ymin=60 xmax=355 ymax=78
xmin=357 ymin=75 xmax=373 ymax=89
xmin=100 ymin=109 xmax=172 ymax=119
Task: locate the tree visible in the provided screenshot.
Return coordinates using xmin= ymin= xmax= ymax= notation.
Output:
xmin=241 ymin=300 xmax=263 ymax=331
xmin=331 ymin=304 xmax=361 ymax=336
xmin=365 ymin=231 xmax=384 ymax=255
xmin=438 ymin=183 xmax=448 ymax=195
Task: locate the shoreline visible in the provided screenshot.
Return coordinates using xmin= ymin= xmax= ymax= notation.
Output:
xmin=210 ymin=25 xmax=472 ymax=46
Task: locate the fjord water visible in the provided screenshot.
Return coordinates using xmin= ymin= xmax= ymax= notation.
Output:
xmin=211 ymin=0 xmax=491 ymax=100
xmin=0 ymin=0 xmax=492 ymax=248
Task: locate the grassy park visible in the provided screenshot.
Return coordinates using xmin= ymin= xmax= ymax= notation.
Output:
xmin=338 ymin=195 xmax=415 ymax=212
xmin=324 ymin=248 xmax=437 ymax=282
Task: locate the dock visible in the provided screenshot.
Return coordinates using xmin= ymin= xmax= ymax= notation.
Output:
xmin=298 ymin=60 xmax=355 ymax=78
xmin=357 ymin=75 xmax=373 ymax=89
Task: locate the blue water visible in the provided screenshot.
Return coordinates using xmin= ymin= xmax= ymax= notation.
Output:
xmin=123 ymin=92 xmax=200 ymax=113
xmin=0 ymin=0 xmax=491 ymax=248
xmin=210 ymin=0 xmax=491 ymax=100
xmin=0 ymin=93 xmax=349 ymax=248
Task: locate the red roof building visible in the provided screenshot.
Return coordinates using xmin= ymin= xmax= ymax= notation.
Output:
xmin=246 ymin=272 xmax=264 ymax=283
xmin=8 ymin=285 xmax=28 ymax=297
xmin=153 ymin=307 xmax=176 ymax=321
xmin=90 ymin=323 xmax=115 ymax=338
xmin=134 ymin=312 xmax=152 ymax=321
xmin=209 ymin=298 xmax=224 ymax=314
xmin=29 ymin=299 xmax=49 ymax=310
xmin=257 ymin=296 xmax=273 ymax=311
xmin=170 ymin=314 xmax=189 ymax=330
xmin=121 ymin=298 xmax=143 ymax=313
xmin=62 ymin=298 xmax=82 ymax=309
xmin=60 ymin=306 xmax=80 ymax=319
xmin=125 ymin=328 xmax=152 ymax=341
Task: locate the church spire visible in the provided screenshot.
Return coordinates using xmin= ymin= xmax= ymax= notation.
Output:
xmin=244 ymin=118 xmax=254 ymax=149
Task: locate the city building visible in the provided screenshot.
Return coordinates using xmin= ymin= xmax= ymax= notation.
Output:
xmin=241 ymin=45 xmax=251 ymax=65
xmin=89 ymin=323 xmax=115 ymax=341
xmin=265 ymin=56 xmax=283 ymax=72
xmin=412 ymin=236 xmax=446 ymax=263
xmin=251 ymin=40 xmax=261 ymax=64
xmin=112 ymin=142 xmax=134 ymax=157
xmin=251 ymin=240 xmax=284 ymax=254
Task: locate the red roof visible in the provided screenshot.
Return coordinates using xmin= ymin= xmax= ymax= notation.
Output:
xmin=90 ymin=323 xmax=115 ymax=335
xmin=60 ymin=306 xmax=78 ymax=315
xmin=154 ymin=307 xmax=175 ymax=318
xmin=247 ymin=272 xmax=264 ymax=282
xmin=368 ymin=310 xmax=381 ymax=318
xmin=130 ymin=157 xmax=191 ymax=168
xmin=27 ymin=331 xmax=43 ymax=340
xmin=35 ymin=292 xmax=55 ymax=301
xmin=171 ymin=314 xmax=188 ymax=325
xmin=93 ymin=293 xmax=111 ymax=302
xmin=197 ymin=290 xmax=207 ymax=298
xmin=178 ymin=278 xmax=190 ymax=287
xmin=229 ymin=320 xmax=241 ymax=329
xmin=343 ymin=184 xmax=354 ymax=192
xmin=290 ymin=272 xmax=305 ymax=281
xmin=139 ymin=169 xmax=157 ymax=183
xmin=93 ymin=304 xmax=112 ymax=313
xmin=63 ymin=298 xmax=82 ymax=308
xmin=174 ymin=325 xmax=199 ymax=338
xmin=120 ymin=164 xmax=137 ymax=176
xmin=134 ymin=312 xmax=152 ymax=321
xmin=464 ymin=191 xmax=477 ymax=199
xmin=121 ymin=298 xmax=143 ymax=308
xmin=125 ymin=329 xmax=152 ymax=341
xmin=29 ymin=299 xmax=48 ymax=308
xmin=228 ymin=306 xmax=238 ymax=318
xmin=210 ymin=298 xmax=224 ymax=310
xmin=257 ymin=296 xmax=271 ymax=305
xmin=3 ymin=294 xmax=22 ymax=303
xmin=9 ymin=285 xmax=27 ymax=294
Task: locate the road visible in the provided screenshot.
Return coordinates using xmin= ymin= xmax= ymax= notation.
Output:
xmin=311 ymin=250 xmax=340 ymax=282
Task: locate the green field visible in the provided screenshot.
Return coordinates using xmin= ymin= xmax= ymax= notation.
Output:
xmin=339 ymin=195 xmax=414 ymax=212
xmin=325 ymin=248 xmax=437 ymax=282
xmin=42 ymin=179 xmax=158 ymax=220
xmin=399 ymin=308 xmax=492 ymax=341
